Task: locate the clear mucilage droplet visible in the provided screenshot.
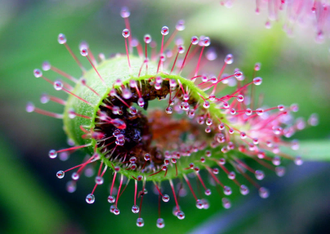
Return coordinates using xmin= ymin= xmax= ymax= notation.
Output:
xmin=136 ymin=218 xmax=144 ymax=227
xmin=85 ymin=194 xmax=95 ymax=204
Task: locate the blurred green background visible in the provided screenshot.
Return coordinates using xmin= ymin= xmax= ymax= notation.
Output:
xmin=0 ymin=0 xmax=330 ymax=233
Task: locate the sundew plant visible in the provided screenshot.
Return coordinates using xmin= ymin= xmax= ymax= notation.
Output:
xmin=1 ymin=1 xmax=330 ymax=234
